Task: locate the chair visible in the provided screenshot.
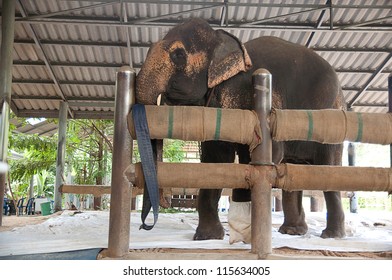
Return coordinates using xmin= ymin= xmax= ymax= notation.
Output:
xmin=8 ymin=200 xmax=16 ymax=215
xmin=3 ymin=198 xmax=10 ymax=215
xmin=26 ymin=197 xmax=35 ymax=215
xmin=16 ymin=197 xmax=25 ymax=215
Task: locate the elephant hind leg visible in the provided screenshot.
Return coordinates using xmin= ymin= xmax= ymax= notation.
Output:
xmin=321 ymin=191 xmax=345 ymax=238
xmin=318 ymin=144 xmax=346 ymax=238
xmin=278 ymin=190 xmax=308 ymax=235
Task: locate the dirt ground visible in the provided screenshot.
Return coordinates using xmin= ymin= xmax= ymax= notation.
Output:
xmin=1 ymin=212 xmax=391 ymax=259
xmin=0 ymin=212 xmax=62 ymax=232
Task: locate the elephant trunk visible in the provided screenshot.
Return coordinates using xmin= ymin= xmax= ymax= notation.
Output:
xmin=136 ymin=41 xmax=174 ymax=105
xmin=135 ymin=68 xmax=161 ymax=105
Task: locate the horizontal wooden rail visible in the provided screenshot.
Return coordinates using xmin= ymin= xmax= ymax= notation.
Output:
xmin=60 ymin=184 xmax=111 ymax=196
xmin=271 ymin=109 xmax=392 ymax=145
xmin=127 ymin=105 xmax=262 ymax=151
xmin=127 ymin=105 xmax=392 ymax=145
xmin=125 ymin=162 xmax=392 ymax=193
xmin=59 ymin=183 xmax=233 ymax=197
xmin=125 ymin=162 xmax=253 ymax=190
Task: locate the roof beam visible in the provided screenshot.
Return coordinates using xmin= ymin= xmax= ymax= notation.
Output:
xmin=14 ymin=16 xmax=392 ymax=33
xmin=13 ymin=60 xmax=132 ymax=68
xmin=12 ymin=95 xmax=115 ymax=102
xmin=59 ymin=1 xmax=392 ymax=10
xmin=68 ymin=101 xmax=115 ymax=108
xmin=11 ymin=87 xmax=388 ymax=103
xmin=14 ymin=79 xmax=390 ymax=90
xmin=12 ymin=79 xmax=115 ymax=86
xmin=13 ymin=39 xmax=392 ymax=54
xmin=11 ymin=61 xmax=391 ymax=76
xmin=342 ymin=87 xmax=388 ymax=92
xmin=20 ymin=1 xmax=119 ymax=20
xmin=126 ymin=4 xmax=224 ymax=25
xmin=338 ymin=16 xmax=392 ymax=30
xmin=305 ymin=0 xmax=331 ymax=47
xmin=351 ymin=103 xmax=387 ymax=108
xmin=16 ymin=0 xmax=74 ymax=118
xmin=236 ymin=6 xmax=328 ymax=27
xmin=347 ymin=53 xmax=392 ymax=108
xmin=17 ymin=109 xmax=114 ymax=120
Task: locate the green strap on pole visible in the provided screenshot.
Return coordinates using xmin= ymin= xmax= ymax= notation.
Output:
xmin=214 ymin=108 xmax=222 ymax=140
xmin=306 ymin=111 xmax=314 ymax=141
xmin=167 ymin=106 xmax=174 ymax=138
xmin=355 ymin=112 xmax=363 ymax=142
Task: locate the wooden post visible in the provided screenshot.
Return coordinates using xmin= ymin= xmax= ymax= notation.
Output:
xmin=348 ymin=142 xmax=358 ymax=213
xmin=250 ymin=69 xmax=273 ymax=258
xmin=310 ymin=197 xmax=320 ymax=212
xmin=0 ymin=0 xmax=15 ymax=226
xmin=274 ymin=197 xmax=282 ymax=212
xmin=107 ymin=67 xmax=135 ymax=257
xmin=389 ymin=74 xmax=392 ymax=167
xmin=54 ymin=101 xmax=68 ymax=212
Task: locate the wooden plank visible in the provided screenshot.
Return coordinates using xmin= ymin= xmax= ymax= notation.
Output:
xmin=60 ymin=184 xmax=112 ymax=196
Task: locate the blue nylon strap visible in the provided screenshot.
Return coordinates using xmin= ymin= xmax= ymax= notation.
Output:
xmin=132 ymin=104 xmax=159 ymax=230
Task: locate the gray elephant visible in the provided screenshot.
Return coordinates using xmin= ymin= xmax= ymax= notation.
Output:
xmin=136 ymin=18 xmax=345 ymax=240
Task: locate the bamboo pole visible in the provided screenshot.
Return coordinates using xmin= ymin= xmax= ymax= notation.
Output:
xmin=0 ymin=0 xmax=16 ymax=226
xmin=106 ymin=66 xmax=135 ymax=258
xmin=250 ymin=69 xmax=273 ymax=258
xmin=54 ymin=101 xmax=68 ymax=212
xmin=126 ymin=163 xmax=392 ymax=193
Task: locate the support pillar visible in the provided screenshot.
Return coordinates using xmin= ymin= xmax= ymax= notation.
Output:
xmin=389 ymin=74 xmax=392 ymax=167
xmin=107 ymin=67 xmax=135 ymax=257
xmin=0 ymin=0 xmax=16 ymax=226
xmin=274 ymin=197 xmax=282 ymax=212
xmin=54 ymin=101 xmax=68 ymax=212
xmin=251 ymin=69 xmax=273 ymax=258
xmin=29 ymin=176 xmax=34 ymax=199
xmin=348 ymin=142 xmax=358 ymax=213
xmin=310 ymin=196 xmax=320 ymax=212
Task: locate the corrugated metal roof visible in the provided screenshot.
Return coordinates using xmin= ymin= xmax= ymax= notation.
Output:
xmin=0 ymin=0 xmax=391 ymax=121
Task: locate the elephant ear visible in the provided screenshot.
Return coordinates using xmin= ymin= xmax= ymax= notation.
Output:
xmin=208 ymin=30 xmax=252 ymax=88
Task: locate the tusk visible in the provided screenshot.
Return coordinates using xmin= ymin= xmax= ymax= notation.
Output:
xmin=157 ymin=94 xmax=162 ymax=106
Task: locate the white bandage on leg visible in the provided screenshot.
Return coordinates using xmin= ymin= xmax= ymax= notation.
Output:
xmin=228 ymin=201 xmax=252 ymax=244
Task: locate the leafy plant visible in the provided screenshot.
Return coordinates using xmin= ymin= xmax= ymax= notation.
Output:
xmin=132 ymin=139 xmax=186 ymax=163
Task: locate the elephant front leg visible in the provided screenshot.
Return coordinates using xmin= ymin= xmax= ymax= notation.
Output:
xmin=278 ymin=190 xmax=308 ymax=235
xmin=193 ymin=141 xmax=235 ymax=240
xmin=193 ymin=189 xmax=224 ymax=240
xmin=321 ymin=191 xmax=345 ymax=238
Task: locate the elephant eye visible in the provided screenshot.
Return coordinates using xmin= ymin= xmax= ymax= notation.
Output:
xmin=170 ymin=48 xmax=187 ymax=68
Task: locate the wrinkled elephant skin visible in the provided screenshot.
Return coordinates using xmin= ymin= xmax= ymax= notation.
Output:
xmin=136 ymin=18 xmax=346 ymax=241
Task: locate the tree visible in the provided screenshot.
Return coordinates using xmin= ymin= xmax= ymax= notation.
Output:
xmin=7 ymin=117 xmax=188 ymax=209
xmin=8 ymin=132 xmax=58 ymax=198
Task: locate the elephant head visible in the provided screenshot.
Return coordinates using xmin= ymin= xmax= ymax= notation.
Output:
xmin=136 ymin=18 xmax=252 ymax=106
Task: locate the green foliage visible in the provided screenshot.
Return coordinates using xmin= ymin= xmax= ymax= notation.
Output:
xmin=159 ymin=207 xmax=196 ymax=214
xmin=8 ymin=118 xmax=114 ymax=200
xmin=9 ymin=133 xmax=57 ymax=181
xmin=163 ymin=139 xmax=186 ymax=162
xmin=132 ymin=139 xmax=186 ymax=163
xmin=35 ymin=170 xmax=54 ymax=198
xmin=69 ymin=120 xmax=113 ymax=185
xmin=7 ymin=116 xmax=186 ymax=204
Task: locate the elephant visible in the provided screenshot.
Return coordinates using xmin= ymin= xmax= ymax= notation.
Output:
xmin=136 ymin=18 xmax=346 ymax=241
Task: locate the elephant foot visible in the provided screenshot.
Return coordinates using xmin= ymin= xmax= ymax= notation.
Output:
xmin=159 ymin=190 xmax=171 ymax=209
xmin=320 ymin=228 xmax=346 ymax=239
xmin=193 ymin=223 xmax=224 ymax=240
xmin=278 ymin=223 xmax=308 ymax=235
